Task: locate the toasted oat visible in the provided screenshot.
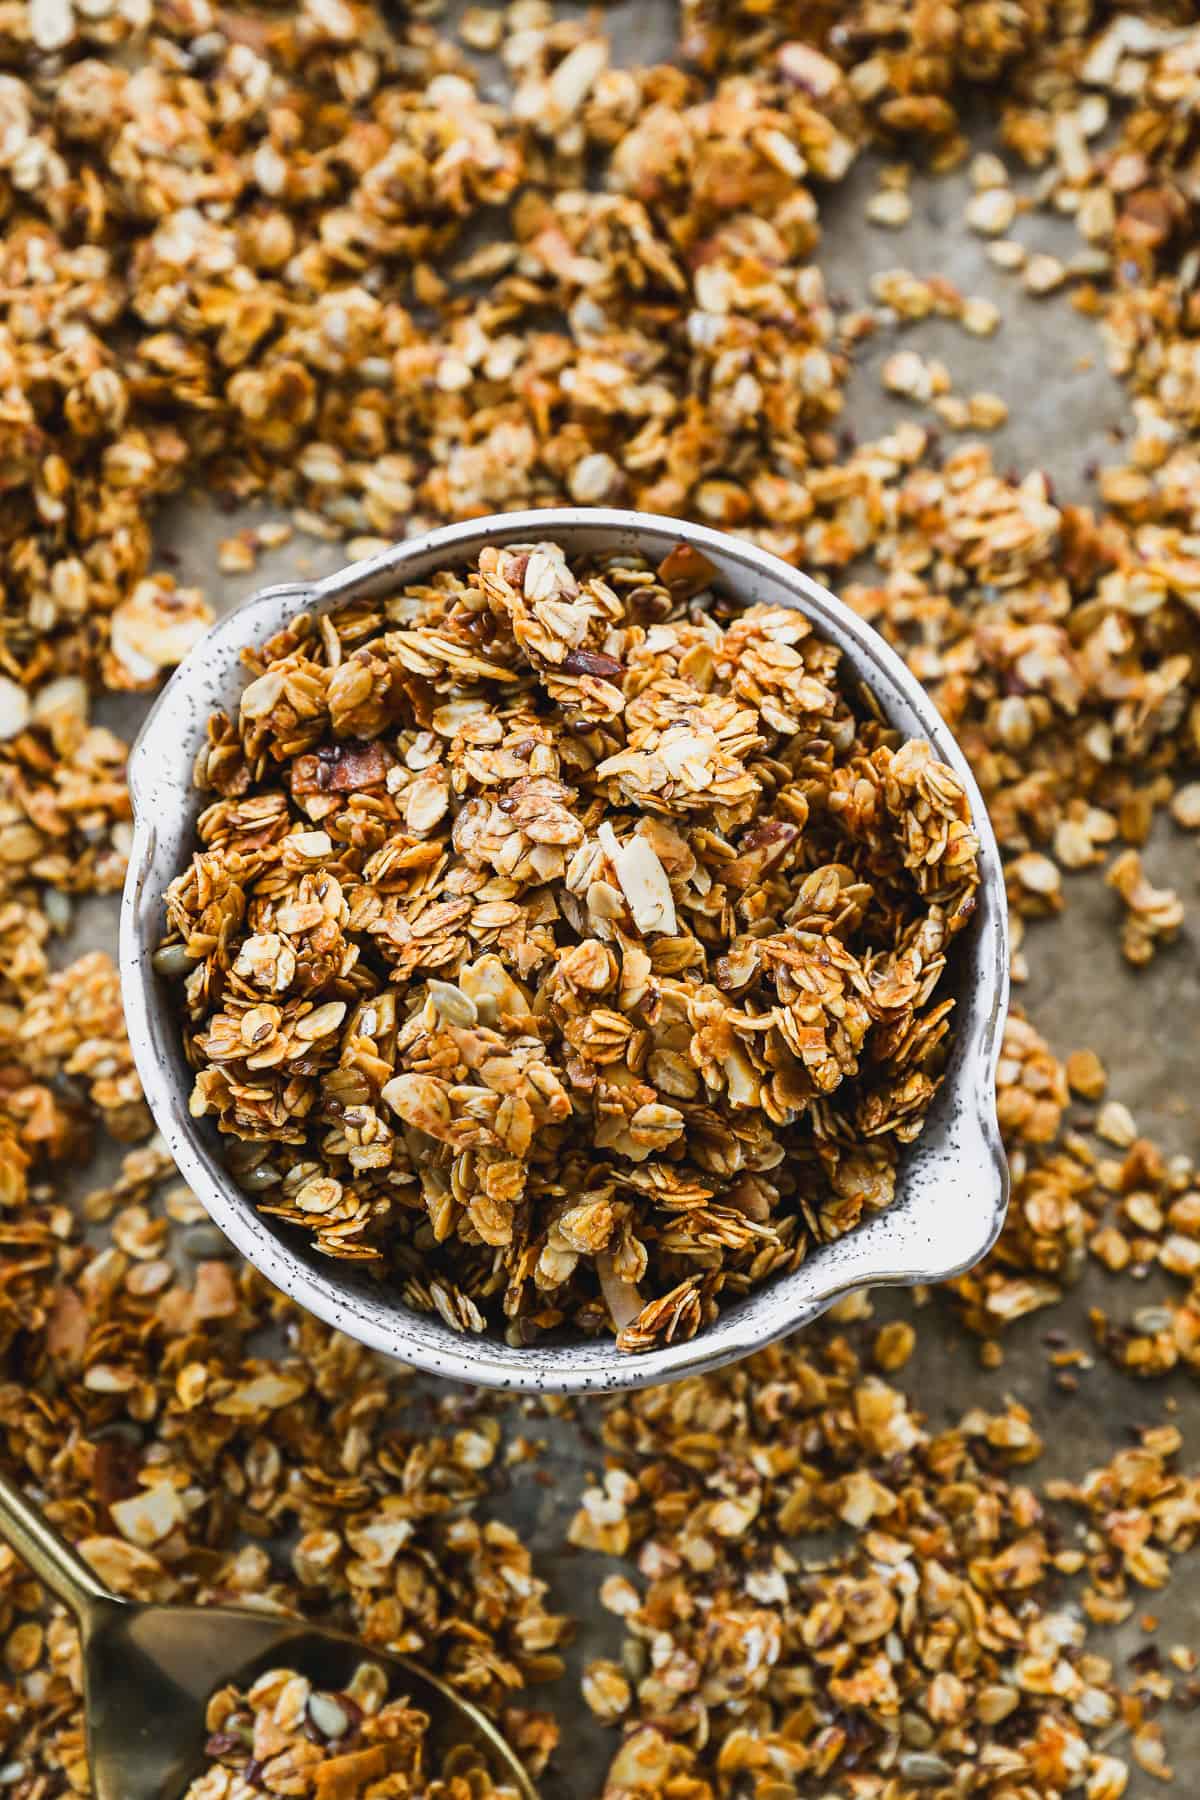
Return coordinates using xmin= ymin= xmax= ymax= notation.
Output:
xmin=1170 ymin=783 xmax=1200 ymax=830
xmin=866 ymin=188 xmax=912 ymax=228
xmin=1098 ymin=1100 xmax=1138 ymax=1148
xmin=882 ymin=349 xmax=951 ymax=403
xmin=965 ymin=187 xmax=1017 ymax=235
xmin=1025 ymin=251 xmax=1069 ymax=296
xmin=1067 ymin=1048 xmax=1108 ymax=1100
xmin=576 ymin=1336 xmax=1199 ymax=1799
xmin=1 ymin=0 xmax=1200 ymax=1792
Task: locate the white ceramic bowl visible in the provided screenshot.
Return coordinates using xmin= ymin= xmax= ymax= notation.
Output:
xmin=119 ymin=510 xmax=1009 ymax=1392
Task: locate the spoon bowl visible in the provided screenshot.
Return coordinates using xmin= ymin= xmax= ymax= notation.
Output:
xmin=0 ymin=1468 xmax=535 ymax=1800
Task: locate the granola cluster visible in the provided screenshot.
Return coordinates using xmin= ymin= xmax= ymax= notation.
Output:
xmin=2 ymin=0 xmax=1200 ymax=1794
xmin=160 ymin=543 xmax=979 ymax=1350
xmin=188 ymin=1663 xmax=521 ymax=1800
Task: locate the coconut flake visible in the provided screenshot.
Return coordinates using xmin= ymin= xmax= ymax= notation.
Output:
xmin=597 ymin=1252 xmax=642 ymax=1331
xmin=600 ymin=823 xmax=677 ymax=937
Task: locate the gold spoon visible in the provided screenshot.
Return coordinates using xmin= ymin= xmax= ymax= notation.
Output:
xmin=0 ymin=1466 xmax=537 ymax=1799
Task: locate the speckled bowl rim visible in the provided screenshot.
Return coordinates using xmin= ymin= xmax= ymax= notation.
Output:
xmin=119 ymin=509 xmax=1010 ymax=1392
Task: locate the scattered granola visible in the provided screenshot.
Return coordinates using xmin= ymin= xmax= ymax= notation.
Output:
xmin=187 ymin=1663 xmax=522 ymax=1800
xmin=0 ymin=1213 xmax=566 ymax=1790
xmin=0 ymin=0 xmax=1199 ymax=1792
xmin=574 ymin=1340 xmax=1200 ymax=1800
xmin=159 ymin=541 xmax=980 ymax=1351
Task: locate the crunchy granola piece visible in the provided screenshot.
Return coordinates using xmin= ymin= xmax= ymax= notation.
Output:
xmin=8 ymin=1 xmax=1200 ymax=1790
xmin=107 ymin=580 xmax=214 ymax=690
xmin=1067 ymin=1048 xmax=1108 ymax=1100
xmin=866 ymin=187 xmax=912 ymax=229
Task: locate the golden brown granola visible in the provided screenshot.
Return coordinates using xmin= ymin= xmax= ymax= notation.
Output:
xmin=0 ymin=1204 xmax=567 ymax=1792
xmin=0 ymin=0 xmax=1199 ymax=1792
xmin=186 ymin=1662 xmax=521 ymax=1800
xmin=158 ymin=541 xmax=979 ymax=1350
xmin=572 ymin=1336 xmax=1200 ymax=1800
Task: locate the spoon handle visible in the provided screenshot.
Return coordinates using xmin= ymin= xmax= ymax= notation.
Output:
xmin=0 ymin=1465 xmax=113 ymax=1626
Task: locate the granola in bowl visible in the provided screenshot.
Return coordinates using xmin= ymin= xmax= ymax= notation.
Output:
xmin=155 ymin=533 xmax=983 ymax=1356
